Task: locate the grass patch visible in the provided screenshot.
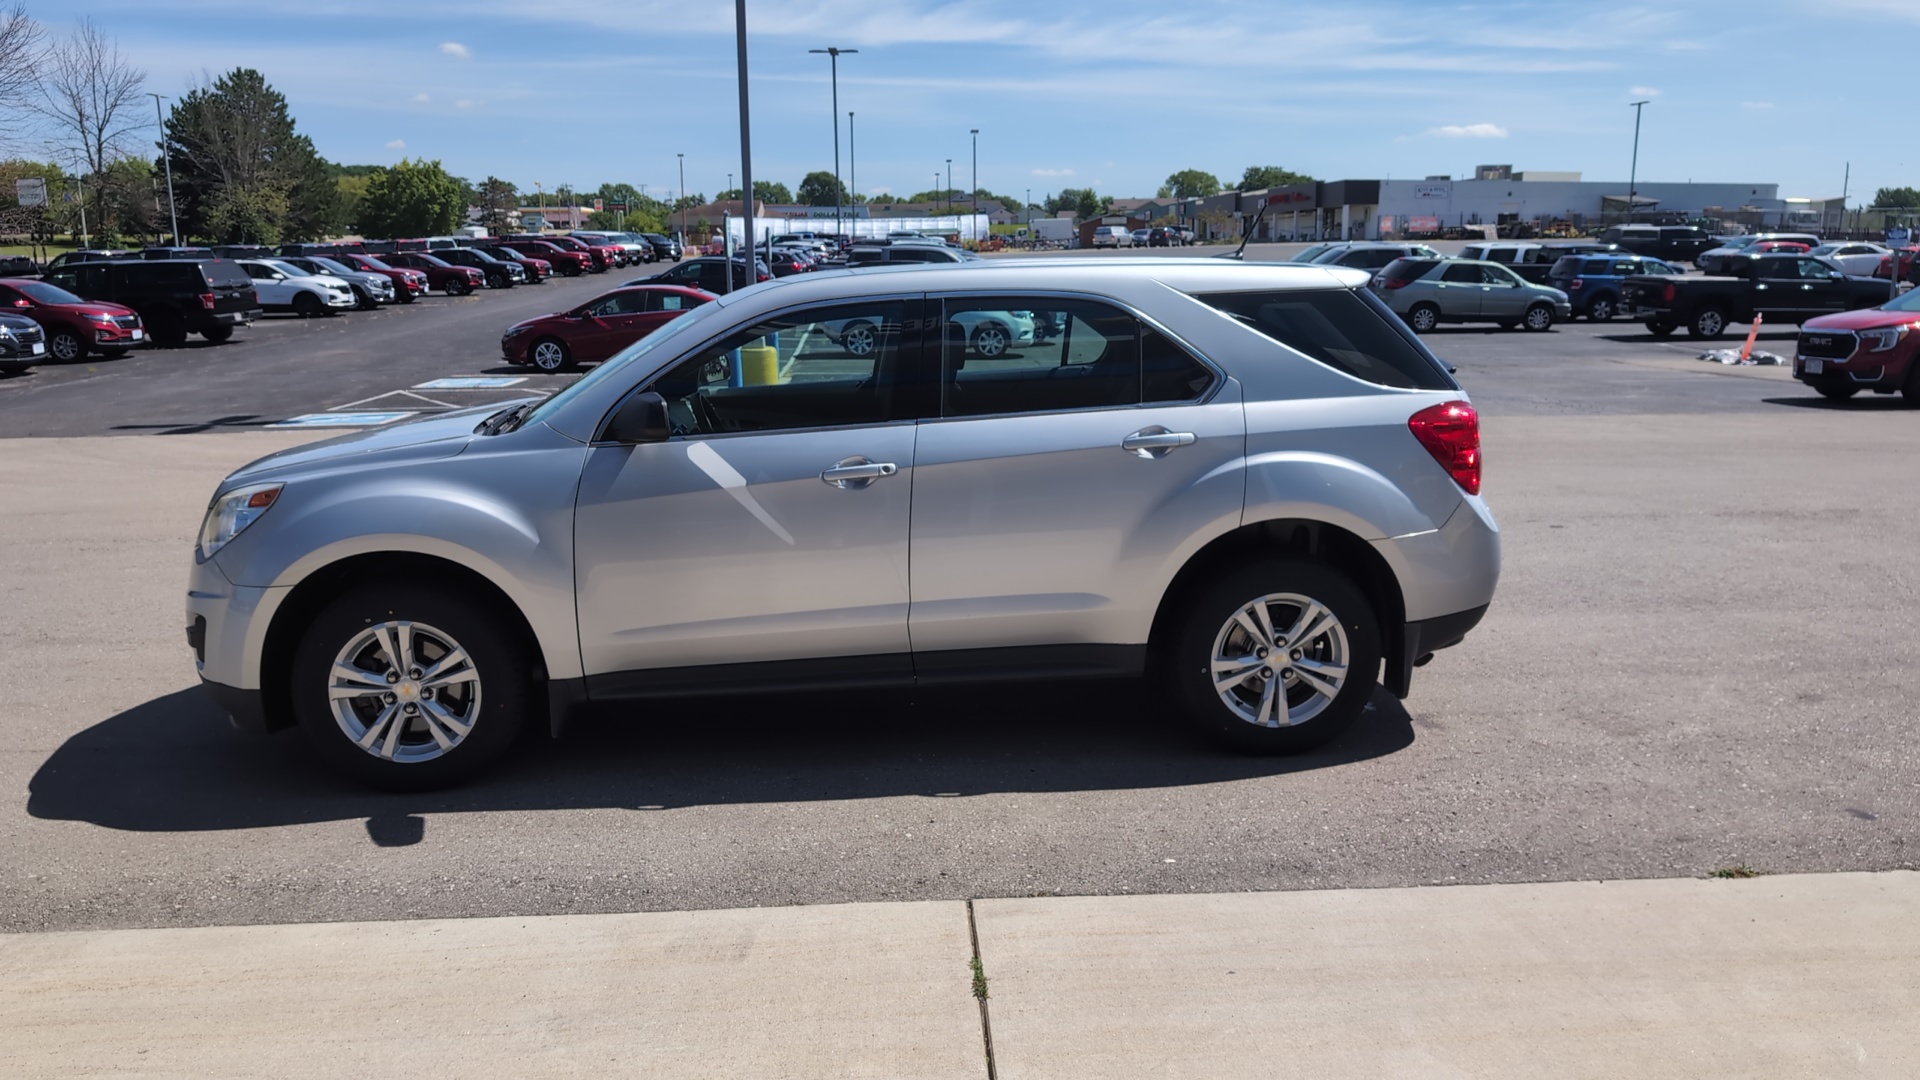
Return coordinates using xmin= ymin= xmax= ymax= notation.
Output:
xmin=970 ymin=954 xmax=989 ymax=1000
xmin=1708 ymin=865 xmax=1765 ymax=879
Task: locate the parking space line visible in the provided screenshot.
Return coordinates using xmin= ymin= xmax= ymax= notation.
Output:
xmin=268 ymin=412 xmax=418 ymax=429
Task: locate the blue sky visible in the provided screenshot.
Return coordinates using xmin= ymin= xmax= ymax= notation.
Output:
xmin=37 ymin=0 xmax=1920 ymax=204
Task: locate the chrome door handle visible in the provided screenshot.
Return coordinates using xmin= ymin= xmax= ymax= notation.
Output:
xmin=820 ymin=457 xmax=898 ymax=489
xmin=1121 ymin=427 xmax=1196 ymax=459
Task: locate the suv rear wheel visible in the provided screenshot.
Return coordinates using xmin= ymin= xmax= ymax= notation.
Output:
xmin=290 ymin=581 xmax=531 ymax=790
xmin=1586 ymin=295 xmax=1616 ymax=321
xmin=1166 ymin=560 xmax=1382 ymax=754
xmin=1689 ymin=307 xmax=1728 ymax=339
xmin=201 ymin=324 xmax=234 ymax=344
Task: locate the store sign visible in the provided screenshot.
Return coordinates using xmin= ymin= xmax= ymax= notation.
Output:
xmin=1414 ymin=182 xmax=1452 ymax=200
xmin=14 ymin=178 xmax=46 ymax=206
xmin=1410 ymin=215 xmax=1442 ymax=232
xmin=1263 ymin=191 xmax=1312 ymax=206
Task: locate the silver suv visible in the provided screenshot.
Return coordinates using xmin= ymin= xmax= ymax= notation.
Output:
xmin=187 ymin=260 xmax=1501 ymax=787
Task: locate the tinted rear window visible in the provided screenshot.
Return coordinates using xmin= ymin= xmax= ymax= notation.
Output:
xmin=1195 ymin=288 xmax=1456 ymax=391
xmin=1381 ymin=259 xmax=1437 ymax=284
xmin=1549 ymin=256 xmax=1585 ymax=276
xmin=200 ymin=261 xmax=252 ymax=287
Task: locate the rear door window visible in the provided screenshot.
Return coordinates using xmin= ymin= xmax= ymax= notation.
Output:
xmin=1194 ymin=288 xmax=1456 ymax=391
xmin=1441 ymin=263 xmax=1484 ymax=284
xmin=941 ymin=298 xmax=1140 ymax=417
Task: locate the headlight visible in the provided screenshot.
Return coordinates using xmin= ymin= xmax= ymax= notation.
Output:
xmin=197 ymin=483 xmax=282 ymax=560
xmin=87 ymin=312 xmax=117 ymax=324
xmin=503 ymin=324 xmax=531 ymax=338
xmin=1860 ymin=326 xmax=1910 ymax=352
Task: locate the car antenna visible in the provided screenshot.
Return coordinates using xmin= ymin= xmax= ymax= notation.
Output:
xmin=1219 ymin=197 xmax=1271 ymax=261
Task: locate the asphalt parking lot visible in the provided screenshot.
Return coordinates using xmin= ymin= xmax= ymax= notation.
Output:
xmin=5 ymin=248 xmax=1917 ymax=934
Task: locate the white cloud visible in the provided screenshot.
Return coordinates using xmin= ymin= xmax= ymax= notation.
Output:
xmin=1741 ymin=101 xmax=1775 ymax=110
xmin=384 ymin=139 xmax=406 ymax=150
xmin=455 ymin=99 xmax=480 ymax=109
xmin=1032 ymin=167 xmax=1074 ymax=177
xmin=1426 ymin=122 xmax=1508 ymax=138
xmin=866 ymin=186 xmax=891 ymax=196
xmin=410 ymin=92 xmax=431 ymax=104
xmin=440 ymin=41 xmax=471 ymax=59
xmin=1630 ymin=85 xmax=1661 ymax=97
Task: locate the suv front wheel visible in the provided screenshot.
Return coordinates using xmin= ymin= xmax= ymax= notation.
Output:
xmin=290 ymin=581 xmax=531 ymax=789
xmin=1167 ymin=560 xmax=1382 ymax=753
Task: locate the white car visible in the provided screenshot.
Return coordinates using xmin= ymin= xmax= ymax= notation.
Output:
xmin=1092 ymin=226 xmax=1132 ymax=249
xmin=236 ymin=259 xmax=356 ymax=317
xmin=824 ymin=309 xmax=1038 ymax=358
xmin=1806 ymin=242 xmax=1889 ymax=277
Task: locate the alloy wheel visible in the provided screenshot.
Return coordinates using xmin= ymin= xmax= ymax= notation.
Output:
xmin=841 ymin=321 xmax=876 ymax=357
xmin=48 ymin=331 xmax=82 ymax=361
xmin=973 ymin=324 xmax=1009 ymax=357
xmin=327 ymin=620 xmax=481 ymax=764
xmin=1525 ymin=304 xmax=1554 ymax=331
xmin=1409 ymin=305 xmax=1439 ymax=333
xmin=1588 ymin=297 xmax=1615 ymax=321
xmin=1209 ymin=592 xmax=1350 ymax=728
xmin=531 ymin=340 xmax=568 ymax=371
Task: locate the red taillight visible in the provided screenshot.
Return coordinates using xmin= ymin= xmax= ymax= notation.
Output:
xmin=1408 ymin=401 xmax=1481 ymax=495
xmin=1569 ymin=277 xmax=1584 ymax=291
xmin=199 ymin=292 xmax=217 ymax=310
xmin=1661 ymin=283 xmax=1677 ymax=303
xmin=1383 ymin=276 xmax=1412 ymax=289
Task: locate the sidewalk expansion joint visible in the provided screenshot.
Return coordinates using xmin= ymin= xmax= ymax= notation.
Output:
xmin=966 ymin=899 xmax=998 ymax=1080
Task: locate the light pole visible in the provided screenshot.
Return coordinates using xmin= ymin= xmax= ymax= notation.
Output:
xmin=728 ymin=172 xmax=734 ymax=197
xmin=677 ymin=154 xmax=686 ymax=240
xmin=946 ymin=159 xmax=952 ymax=215
xmin=1026 ymin=187 xmax=1032 ymax=225
xmin=808 ymin=47 xmax=856 ymax=240
xmin=1627 ymin=99 xmax=1650 ymax=224
xmin=847 ymin=110 xmax=855 ymax=239
xmin=970 ymin=128 xmax=978 ymax=240
xmin=148 ymin=92 xmax=179 ymax=246
xmin=734 ymin=0 xmax=754 ymax=291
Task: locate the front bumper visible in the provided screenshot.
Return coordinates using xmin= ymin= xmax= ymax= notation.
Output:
xmin=0 ymin=336 xmax=47 ymax=360
xmin=1793 ymin=348 xmax=1913 ymax=391
xmin=186 ymin=553 xmax=290 ymax=706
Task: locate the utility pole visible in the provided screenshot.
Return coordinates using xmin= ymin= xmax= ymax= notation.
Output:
xmin=848 ymin=110 xmax=856 ymax=240
xmin=148 ymin=92 xmax=179 ymax=246
xmin=677 ymin=154 xmax=686 ymax=241
xmin=808 ymin=47 xmax=856 ymax=241
xmin=1840 ymin=162 xmax=1850 ymax=237
xmin=1026 ymin=187 xmax=1032 ymax=226
xmin=1627 ymin=99 xmax=1650 ymax=224
xmin=946 ymin=159 xmax=953 ymax=215
xmin=970 ymin=128 xmax=978 ymax=242
xmin=733 ymin=0 xmax=754 ymax=293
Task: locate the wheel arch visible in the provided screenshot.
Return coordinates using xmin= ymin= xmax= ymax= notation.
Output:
xmin=258 ymin=551 xmax=550 ymax=735
xmin=1148 ymin=517 xmax=1407 ymax=692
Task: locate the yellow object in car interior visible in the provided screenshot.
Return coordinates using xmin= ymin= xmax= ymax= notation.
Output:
xmin=739 ymin=344 xmax=779 ymax=385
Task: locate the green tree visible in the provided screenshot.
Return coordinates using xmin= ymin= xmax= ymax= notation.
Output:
xmin=358 ymin=158 xmax=467 ymax=238
xmin=797 ymin=170 xmax=848 ymax=206
xmin=334 ymin=172 xmax=371 ymax=233
xmin=1162 ymin=169 xmax=1222 ymax=199
xmin=1873 ymin=186 xmax=1920 ymax=208
xmin=164 ymin=68 xmax=337 ymax=243
xmin=715 ymin=179 xmax=794 ymax=205
xmin=475 ymin=175 xmax=517 ymax=234
xmin=1238 ymin=165 xmax=1314 ymax=190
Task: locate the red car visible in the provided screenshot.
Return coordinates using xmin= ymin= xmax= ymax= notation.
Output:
xmin=1873 ymin=246 xmax=1920 ymax=282
xmin=1753 ymin=241 xmax=1810 ymax=254
xmin=568 ymin=233 xmax=632 ymax=268
xmin=509 ymin=234 xmax=608 ymax=273
xmin=380 ymin=252 xmax=484 ymax=296
xmin=490 ymin=239 xmax=592 ymax=277
xmin=0 ymin=277 xmax=146 ymax=360
xmin=327 ymin=253 xmax=430 ymax=302
xmin=500 ymin=284 xmax=714 ymax=371
xmin=1793 ymin=289 xmax=1920 ymax=403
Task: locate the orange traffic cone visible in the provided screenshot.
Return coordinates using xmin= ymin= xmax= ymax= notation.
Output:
xmin=1739 ymin=311 xmax=1764 ymax=361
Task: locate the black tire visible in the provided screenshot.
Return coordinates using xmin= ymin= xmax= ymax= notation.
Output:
xmin=200 ymin=323 xmax=235 ymax=344
xmin=1586 ymin=294 xmax=1616 ymax=322
xmin=1522 ymin=302 xmax=1555 ymax=332
xmin=293 ymin=292 xmax=324 ymax=318
xmin=1903 ymin=361 xmax=1920 ymax=406
xmin=839 ymin=319 xmax=878 ymax=357
xmin=1165 ymin=559 xmax=1382 ymax=754
xmin=1646 ymin=320 xmax=1676 ymax=338
xmin=528 ymin=337 xmax=574 ymax=372
xmin=1688 ymin=307 xmax=1728 ymax=339
xmin=355 ymin=290 xmax=379 ymax=310
xmin=1406 ymin=303 xmax=1440 ymax=333
xmin=971 ymin=321 xmax=1012 ymax=357
xmin=46 ymin=328 xmax=85 ymax=362
xmin=562 ymin=264 xmax=582 ymax=277
xmin=440 ymin=278 xmax=462 ymax=296
xmin=1816 ymin=385 xmax=1860 ymax=401
xmin=289 ymin=581 xmax=532 ymax=790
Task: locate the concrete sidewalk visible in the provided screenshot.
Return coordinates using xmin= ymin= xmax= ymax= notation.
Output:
xmin=5 ymin=872 xmax=1915 ymax=1079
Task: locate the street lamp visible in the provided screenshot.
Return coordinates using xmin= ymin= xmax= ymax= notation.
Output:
xmin=848 ymin=110 xmax=856 ymax=240
xmin=147 ymin=92 xmax=179 ymax=246
xmin=970 ymin=128 xmax=978 ymax=241
xmin=677 ymin=153 xmax=685 ymax=241
xmin=1627 ymin=99 xmax=1650 ymax=224
xmin=946 ymin=158 xmax=952 ymax=214
xmin=809 ymin=47 xmax=857 ymax=240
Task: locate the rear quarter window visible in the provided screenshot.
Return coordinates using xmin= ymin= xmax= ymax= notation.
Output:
xmin=199 ymin=262 xmax=253 ymax=288
xmin=1194 ymin=288 xmax=1457 ymax=391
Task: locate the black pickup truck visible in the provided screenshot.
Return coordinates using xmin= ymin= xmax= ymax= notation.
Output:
xmin=1619 ymin=254 xmax=1888 ymax=338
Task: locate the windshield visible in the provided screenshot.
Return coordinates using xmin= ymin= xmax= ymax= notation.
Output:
xmin=525 ymin=300 xmax=725 ymax=427
xmin=16 ymin=280 xmax=84 ymax=304
xmin=1724 ymin=236 xmax=1759 ymax=249
xmin=263 ymin=259 xmax=307 ymax=277
xmin=310 ymin=257 xmax=355 ymax=275
xmin=1289 ymin=243 xmax=1335 ymax=263
xmin=1880 ymin=289 xmax=1920 ymax=313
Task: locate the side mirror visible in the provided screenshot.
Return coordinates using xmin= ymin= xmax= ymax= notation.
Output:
xmin=602 ymin=391 xmax=670 ymax=445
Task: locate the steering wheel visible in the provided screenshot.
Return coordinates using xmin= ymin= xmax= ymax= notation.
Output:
xmin=691 ymin=390 xmax=726 ymax=433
